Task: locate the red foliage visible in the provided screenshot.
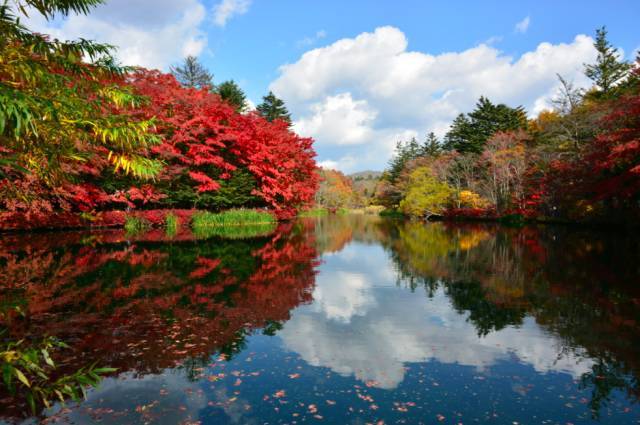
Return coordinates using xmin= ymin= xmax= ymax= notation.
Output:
xmin=589 ymin=92 xmax=640 ymax=204
xmin=0 ymin=209 xmax=198 ymax=231
xmin=1 ymin=69 xmax=318 ymax=223
xmin=444 ymin=208 xmax=498 ymax=219
xmin=128 ymin=70 xmax=319 ymax=218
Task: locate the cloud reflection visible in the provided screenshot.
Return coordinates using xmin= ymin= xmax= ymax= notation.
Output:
xmin=279 ymin=244 xmax=592 ymax=389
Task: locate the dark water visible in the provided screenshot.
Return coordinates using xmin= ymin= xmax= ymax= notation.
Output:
xmin=1 ymin=216 xmax=639 ymax=424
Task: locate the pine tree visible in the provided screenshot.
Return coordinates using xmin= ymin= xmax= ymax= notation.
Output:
xmin=584 ymin=27 xmax=631 ymax=98
xmin=170 ymin=56 xmax=213 ymax=90
xmin=422 ymin=132 xmax=441 ymax=157
xmin=215 ymin=80 xmax=247 ymax=112
xmin=257 ymin=91 xmax=291 ymax=123
xmin=443 ymin=114 xmax=473 ymax=152
xmin=444 ymin=97 xmax=527 ymax=154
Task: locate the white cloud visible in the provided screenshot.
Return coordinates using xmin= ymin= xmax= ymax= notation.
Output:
xmin=294 ymin=93 xmax=377 ymax=146
xmin=515 ymin=16 xmax=531 ymax=34
xmin=23 ymin=0 xmax=207 ymax=70
xmin=212 ymin=0 xmax=252 ymax=27
xmin=279 ymin=243 xmax=593 ymax=390
xmin=318 ymin=160 xmax=339 ymax=170
xmin=270 ymin=26 xmax=598 ymax=172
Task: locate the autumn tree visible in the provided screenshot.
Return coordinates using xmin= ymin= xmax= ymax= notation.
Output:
xmin=585 ymin=71 xmax=640 ymax=219
xmin=479 ymin=131 xmax=528 ymax=212
xmin=315 ymin=169 xmax=356 ymax=209
xmin=128 ymin=70 xmax=318 ymax=218
xmin=170 ymin=56 xmax=213 ymax=90
xmin=257 ymin=91 xmax=291 ymax=124
xmin=215 ymin=80 xmax=247 ymax=112
xmin=584 ymin=26 xmax=631 ymax=99
xmin=543 ymin=75 xmax=600 ymax=150
xmin=0 ymin=0 xmax=161 ymax=212
xmin=399 ymin=166 xmax=453 ymax=218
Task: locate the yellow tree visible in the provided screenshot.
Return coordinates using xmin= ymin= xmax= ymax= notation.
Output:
xmin=399 ymin=166 xmax=453 ymax=218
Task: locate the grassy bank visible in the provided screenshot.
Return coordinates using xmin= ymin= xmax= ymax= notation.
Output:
xmin=191 ymin=209 xmax=276 ymax=227
xmin=298 ymin=205 xmax=386 ymax=217
xmin=191 ymin=209 xmax=277 ymax=239
xmin=298 ymin=207 xmax=329 ymax=217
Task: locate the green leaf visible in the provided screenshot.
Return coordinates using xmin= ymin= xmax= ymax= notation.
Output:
xmin=92 ymin=367 xmax=117 ymax=374
xmin=25 ymin=392 xmax=36 ymax=414
xmin=41 ymin=348 xmax=55 ymax=367
xmin=14 ymin=368 xmax=30 ymax=387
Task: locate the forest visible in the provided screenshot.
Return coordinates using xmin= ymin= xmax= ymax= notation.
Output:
xmin=317 ymin=28 xmax=640 ymax=224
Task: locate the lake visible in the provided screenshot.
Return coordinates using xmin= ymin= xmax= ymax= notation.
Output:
xmin=1 ymin=215 xmax=639 ymax=424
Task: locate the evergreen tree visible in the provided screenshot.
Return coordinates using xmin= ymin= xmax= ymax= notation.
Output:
xmin=584 ymin=27 xmax=631 ymax=98
xmin=215 ymin=80 xmax=247 ymax=112
xmin=257 ymin=91 xmax=291 ymax=123
xmin=422 ymin=132 xmax=441 ymax=157
xmin=444 ymin=97 xmax=527 ymax=154
xmin=170 ymin=56 xmax=213 ymax=90
xmin=444 ymin=114 xmax=473 ymax=152
xmin=387 ymin=138 xmax=422 ymax=183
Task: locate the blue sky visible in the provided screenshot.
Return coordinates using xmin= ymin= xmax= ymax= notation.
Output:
xmin=208 ymin=0 xmax=640 ymax=103
xmin=26 ymin=0 xmax=640 ymax=172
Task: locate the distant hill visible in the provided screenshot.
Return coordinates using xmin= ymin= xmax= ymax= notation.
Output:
xmin=349 ymin=170 xmax=382 ymax=180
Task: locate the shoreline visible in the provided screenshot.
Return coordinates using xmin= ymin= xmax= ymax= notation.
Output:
xmin=0 ymin=208 xmax=278 ymax=233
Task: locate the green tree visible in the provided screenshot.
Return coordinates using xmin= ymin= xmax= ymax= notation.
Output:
xmin=215 ymin=80 xmax=247 ymax=112
xmin=584 ymin=26 xmax=631 ymax=98
xmin=399 ymin=166 xmax=453 ymax=218
xmin=443 ymin=114 xmax=473 ymax=152
xmin=170 ymin=55 xmax=213 ymax=90
xmin=0 ymin=0 xmax=161 ymax=183
xmin=387 ymin=137 xmax=422 ymax=183
xmin=444 ymin=97 xmax=527 ymax=154
xmin=257 ymin=91 xmax=291 ymax=123
xmin=422 ymin=132 xmax=441 ymax=157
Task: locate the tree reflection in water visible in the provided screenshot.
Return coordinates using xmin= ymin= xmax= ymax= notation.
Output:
xmin=0 ymin=222 xmax=319 ymax=418
xmin=0 ymin=216 xmax=638 ymax=421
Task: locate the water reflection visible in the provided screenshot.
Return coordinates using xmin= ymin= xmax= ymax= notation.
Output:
xmin=0 ymin=216 xmax=639 ymax=423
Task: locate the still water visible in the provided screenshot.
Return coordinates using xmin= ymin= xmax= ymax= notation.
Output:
xmin=1 ymin=215 xmax=639 ymax=424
